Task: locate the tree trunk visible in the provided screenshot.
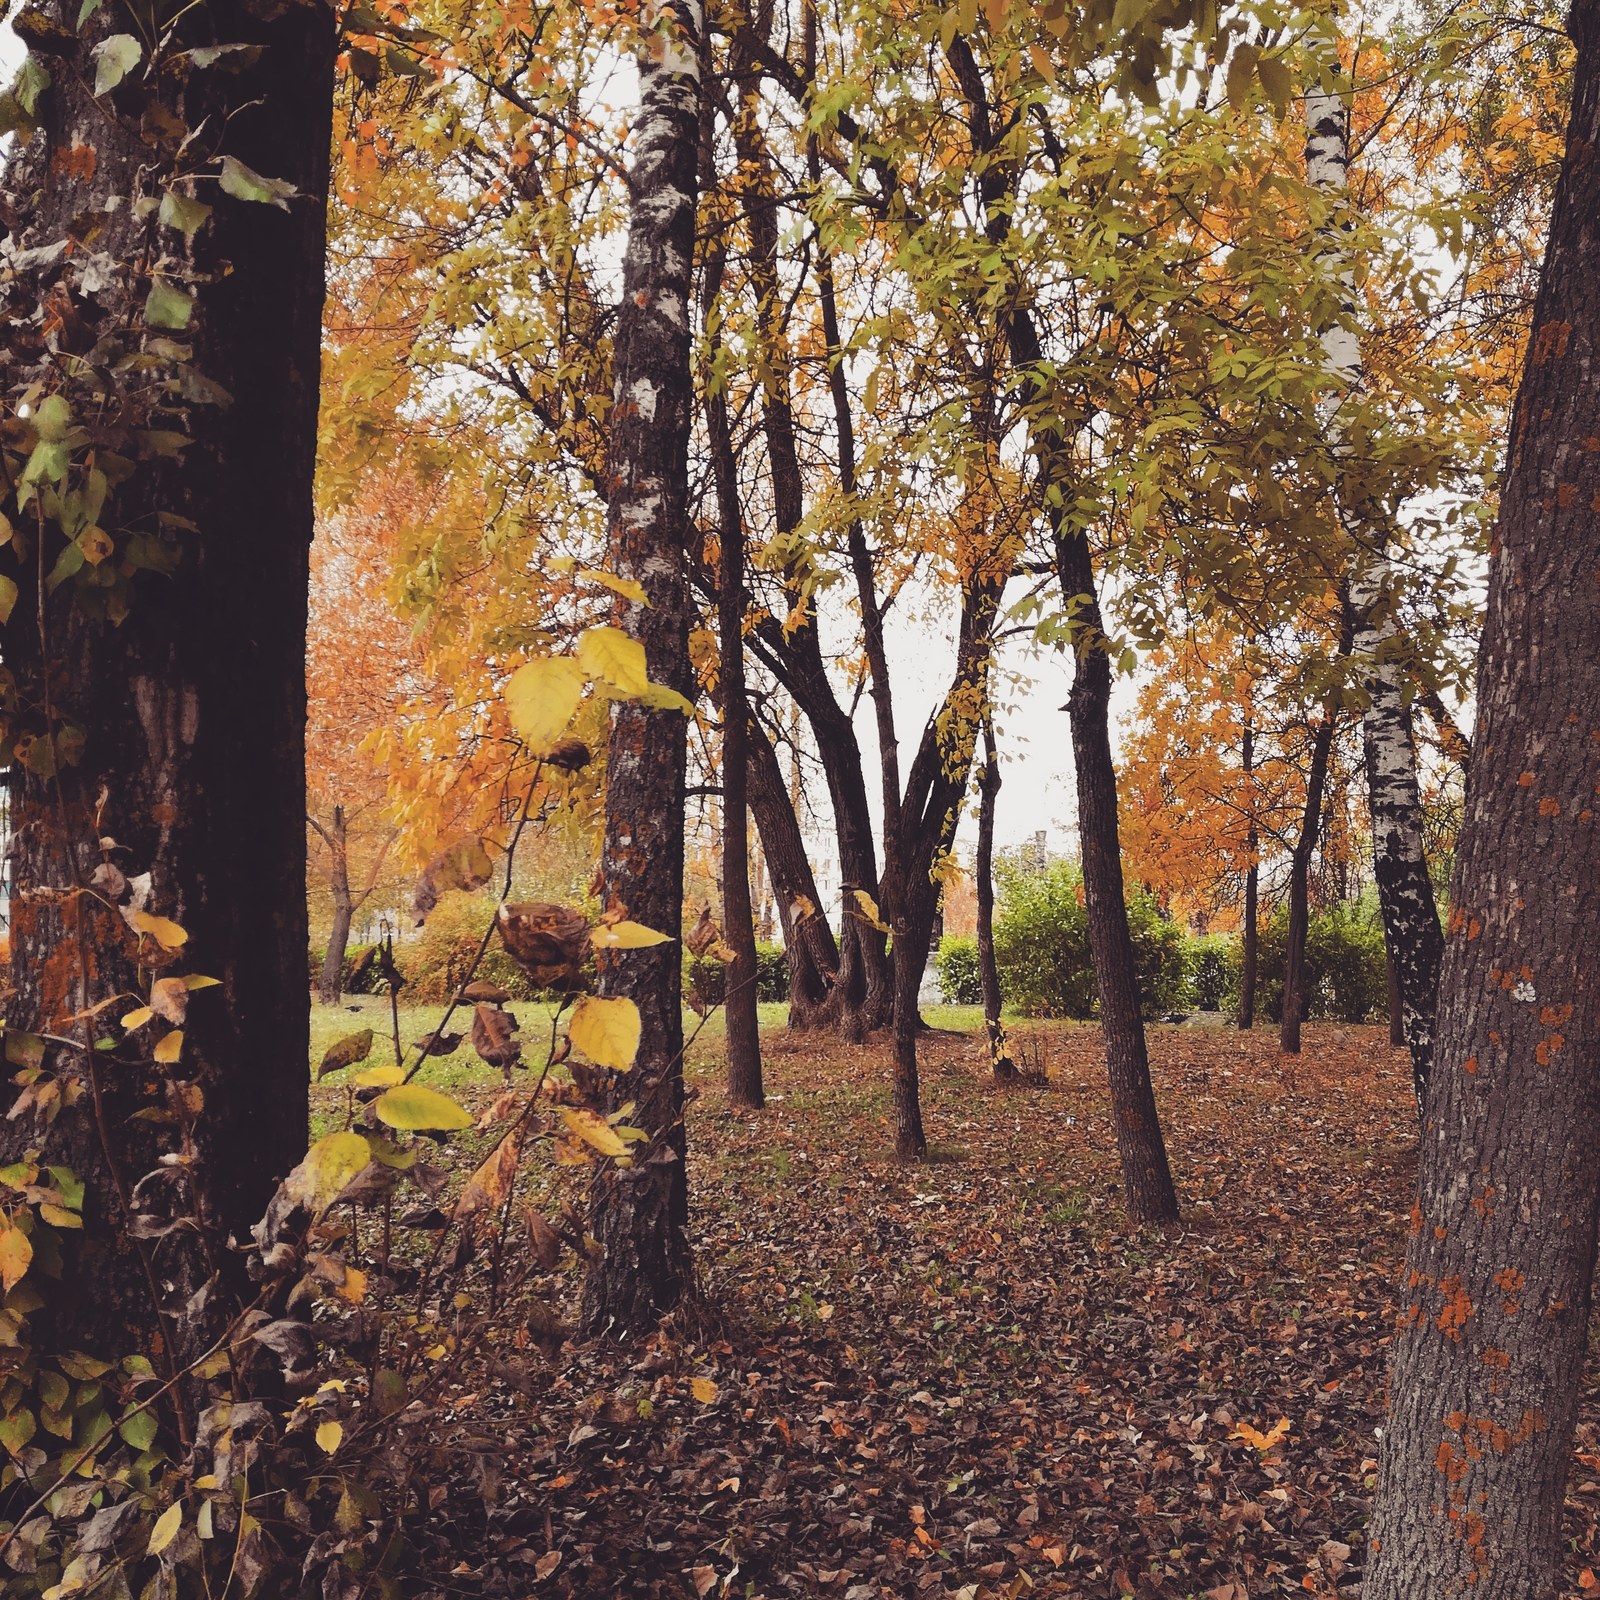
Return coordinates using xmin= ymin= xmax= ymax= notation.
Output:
xmin=1386 ymin=948 xmax=1404 ymax=1046
xmin=1366 ymin=9 xmax=1600 ymax=1588
xmin=1306 ymin=69 xmax=1444 ymax=1109
xmin=745 ymin=714 xmax=839 ymax=1027
xmin=702 ymin=240 xmax=763 ymax=1110
xmin=316 ymin=805 xmax=353 ymax=1006
xmin=1239 ymin=718 xmax=1259 ymax=1030
xmin=1279 ymin=709 xmax=1336 ymax=1055
xmin=579 ymin=0 xmax=700 ymax=1337
xmin=0 ymin=0 xmax=333 ymax=1363
xmin=977 ymin=719 xmax=1015 ymax=1083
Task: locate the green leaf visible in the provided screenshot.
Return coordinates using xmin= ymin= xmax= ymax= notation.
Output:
xmin=91 ymin=33 xmax=141 ymax=96
xmin=0 ymin=576 xmax=18 ymax=626
xmin=374 ymin=1083 xmax=472 ymax=1133
xmin=32 ymin=394 xmax=71 ymax=442
xmin=118 ymin=1406 xmax=158 ymax=1451
xmin=77 ymin=0 xmax=103 ymax=25
xmin=158 ymin=190 xmax=212 ymax=241
xmin=218 ymin=154 xmax=296 ymax=208
xmin=317 ymin=1028 xmax=374 ymax=1078
xmin=15 ymin=56 xmax=50 ymax=116
xmin=144 ymin=280 xmax=193 ymax=331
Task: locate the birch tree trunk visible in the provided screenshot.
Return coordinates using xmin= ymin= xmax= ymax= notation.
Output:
xmin=1366 ymin=4 xmax=1600 ymax=1587
xmin=580 ymin=0 xmax=702 ymax=1335
xmin=1306 ymin=65 xmax=1443 ymax=1109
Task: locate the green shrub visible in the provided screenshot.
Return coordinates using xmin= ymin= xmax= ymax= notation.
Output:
xmin=1252 ymin=902 xmax=1388 ymax=1023
xmin=1187 ymin=934 xmax=1237 ymax=1011
xmin=935 ymin=935 xmax=983 ymax=1004
xmin=685 ymin=940 xmax=789 ymax=1008
xmin=992 ymin=860 xmax=1187 ymax=1020
xmin=399 ymin=892 xmax=553 ymax=1004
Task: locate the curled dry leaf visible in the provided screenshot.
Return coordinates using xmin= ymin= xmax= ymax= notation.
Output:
xmin=471 ymin=1002 xmax=521 ymax=1069
xmin=496 ymin=901 xmax=589 ymax=990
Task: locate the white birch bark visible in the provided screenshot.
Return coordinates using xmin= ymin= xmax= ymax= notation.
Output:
xmin=1306 ymin=63 xmax=1444 ymax=1112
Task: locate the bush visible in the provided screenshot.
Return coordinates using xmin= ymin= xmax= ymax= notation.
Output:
xmin=992 ymin=860 xmax=1187 ymax=1020
xmin=400 ymin=892 xmax=555 ymax=1004
xmin=1253 ymin=902 xmax=1389 ymax=1023
xmin=935 ymin=935 xmax=983 ymax=1004
xmin=1187 ymin=934 xmax=1237 ymax=1012
xmin=685 ymin=941 xmax=789 ymax=1008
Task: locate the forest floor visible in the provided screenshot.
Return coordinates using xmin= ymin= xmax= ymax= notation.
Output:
xmin=307 ymin=1006 xmax=1600 ymax=1600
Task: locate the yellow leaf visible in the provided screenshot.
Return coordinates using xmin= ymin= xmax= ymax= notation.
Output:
xmin=690 ymin=1377 xmax=718 ymax=1404
xmin=132 ymin=912 xmax=187 ymax=950
xmin=849 ymin=889 xmax=890 ymax=933
xmin=577 ymin=626 xmax=649 ymax=696
xmin=567 ymin=995 xmax=641 ymax=1070
xmin=316 ymin=1419 xmax=343 ymax=1455
xmin=0 ymin=1221 xmax=32 ymax=1292
xmin=280 ymin=1131 xmax=373 ymax=1217
xmin=635 ymin=681 xmax=696 ymax=716
xmin=1028 ymin=40 xmax=1056 ymax=83
xmin=790 ymin=894 xmax=815 ymax=920
xmin=318 ymin=1028 xmax=374 ymax=1078
xmin=122 ymin=1006 xmax=154 ymax=1031
xmin=588 ymin=920 xmax=673 ymax=950
xmin=505 ymin=657 xmax=587 ymax=757
xmin=147 ymin=1501 xmax=182 ymax=1556
xmin=184 ymin=974 xmax=222 ymax=991
xmin=352 ymin=1064 xmax=404 ymax=1090
xmin=559 ymin=1106 xmax=629 ymax=1158
xmin=374 ymin=1083 xmax=473 ymax=1132
xmin=153 ymin=1030 xmax=183 ymax=1064
xmin=454 ymin=1125 xmax=526 ymax=1221
xmin=1232 ymin=1417 xmax=1291 ymax=1452
xmin=578 ymin=568 xmax=649 ymax=605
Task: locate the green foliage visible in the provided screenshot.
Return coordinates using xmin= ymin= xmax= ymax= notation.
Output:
xmin=1186 ymin=934 xmax=1237 ymax=1012
xmin=1252 ymin=903 xmax=1390 ymax=1024
xmin=935 ymin=935 xmax=982 ymax=1005
xmin=992 ymin=860 xmax=1188 ymax=1020
xmin=685 ymin=942 xmax=788 ymax=1008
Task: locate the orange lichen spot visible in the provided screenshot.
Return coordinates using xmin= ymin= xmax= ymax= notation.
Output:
xmin=1466 ymin=917 xmax=1481 ymax=940
xmin=1531 ymin=320 xmax=1573 ymax=362
xmin=1584 ymin=437 xmax=1600 ymax=452
xmin=1471 ymin=1187 xmax=1496 ymax=1218
xmin=1482 ymin=1346 xmax=1510 ymax=1370
xmin=1410 ymin=1201 xmax=1424 ymax=1237
xmin=52 ymin=143 xmax=97 ymax=181
xmin=1518 ymin=771 xmax=1536 ymax=786
xmin=1436 ymin=1438 xmax=1467 ymax=1482
xmin=1493 ymin=1267 xmax=1525 ymax=1292
xmin=1489 ymin=1030 xmax=1503 ymax=1046
xmin=1539 ymin=796 xmax=1562 ymax=816
xmin=1435 ymin=1225 xmax=1449 ymax=1240
xmin=1437 ymin=1277 xmax=1474 ymax=1339
xmin=1558 ymin=484 xmax=1577 ymax=508
xmin=1397 ymin=1301 xmax=1424 ymax=1331
xmin=1581 ymin=810 xmax=1594 ymax=824
xmin=1535 ymin=1033 xmax=1565 ymax=1065
xmin=1463 ymin=1056 xmax=1479 ymax=1075
xmin=1540 ymin=1003 xmax=1573 ymax=1025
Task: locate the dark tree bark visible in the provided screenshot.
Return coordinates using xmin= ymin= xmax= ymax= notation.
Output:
xmin=579 ymin=0 xmax=701 ymax=1336
xmin=1386 ymin=948 xmax=1405 ymax=1047
xmin=940 ymin=32 xmax=1176 ymax=1221
xmin=1366 ymin=8 xmax=1600 ymax=1589
xmin=0 ymin=0 xmax=334 ymax=1363
xmin=1057 ymin=527 xmax=1181 ymax=1223
xmin=977 ymin=718 xmax=1016 ymax=1083
xmin=745 ymin=715 xmax=839 ymax=1026
xmin=1239 ymin=717 xmax=1259 ymax=1030
xmin=702 ymin=242 xmax=763 ymax=1110
xmin=313 ymin=805 xmax=354 ymax=1007
xmin=1279 ymin=709 xmax=1337 ymax=1055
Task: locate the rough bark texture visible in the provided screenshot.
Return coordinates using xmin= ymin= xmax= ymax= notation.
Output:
xmin=1307 ymin=74 xmax=1443 ymax=1108
xmin=702 ymin=245 xmax=763 ymax=1110
xmin=977 ymin=720 xmax=1015 ymax=1083
xmin=1239 ymin=718 xmax=1259 ymax=1031
xmin=1387 ymin=948 xmax=1405 ymax=1047
xmin=1365 ymin=9 xmax=1600 ymax=1589
xmin=579 ymin=0 xmax=701 ymax=1336
xmin=1279 ymin=710 xmax=1336 ymax=1056
xmin=0 ymin=0 xmax=334 ymax=1363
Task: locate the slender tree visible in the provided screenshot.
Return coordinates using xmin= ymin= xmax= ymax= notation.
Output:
xmin=977 ymin=717 xmax=1016 ymax=1084
xmin=580 ymin=0 xmax=702 ymax=1335
xmin=0 ymin=0 xmax=334 ymax=1359
xmin=1366 ymin=3 xmax=1600 ymax=1587
xmin=1305 ymin=56 xmax=1444 ymax=1108
xmin=1279 ymin=706 xmax=1337 ymax=1055
xmin=1238 ymin=714 xmax=1260 ymax=1030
